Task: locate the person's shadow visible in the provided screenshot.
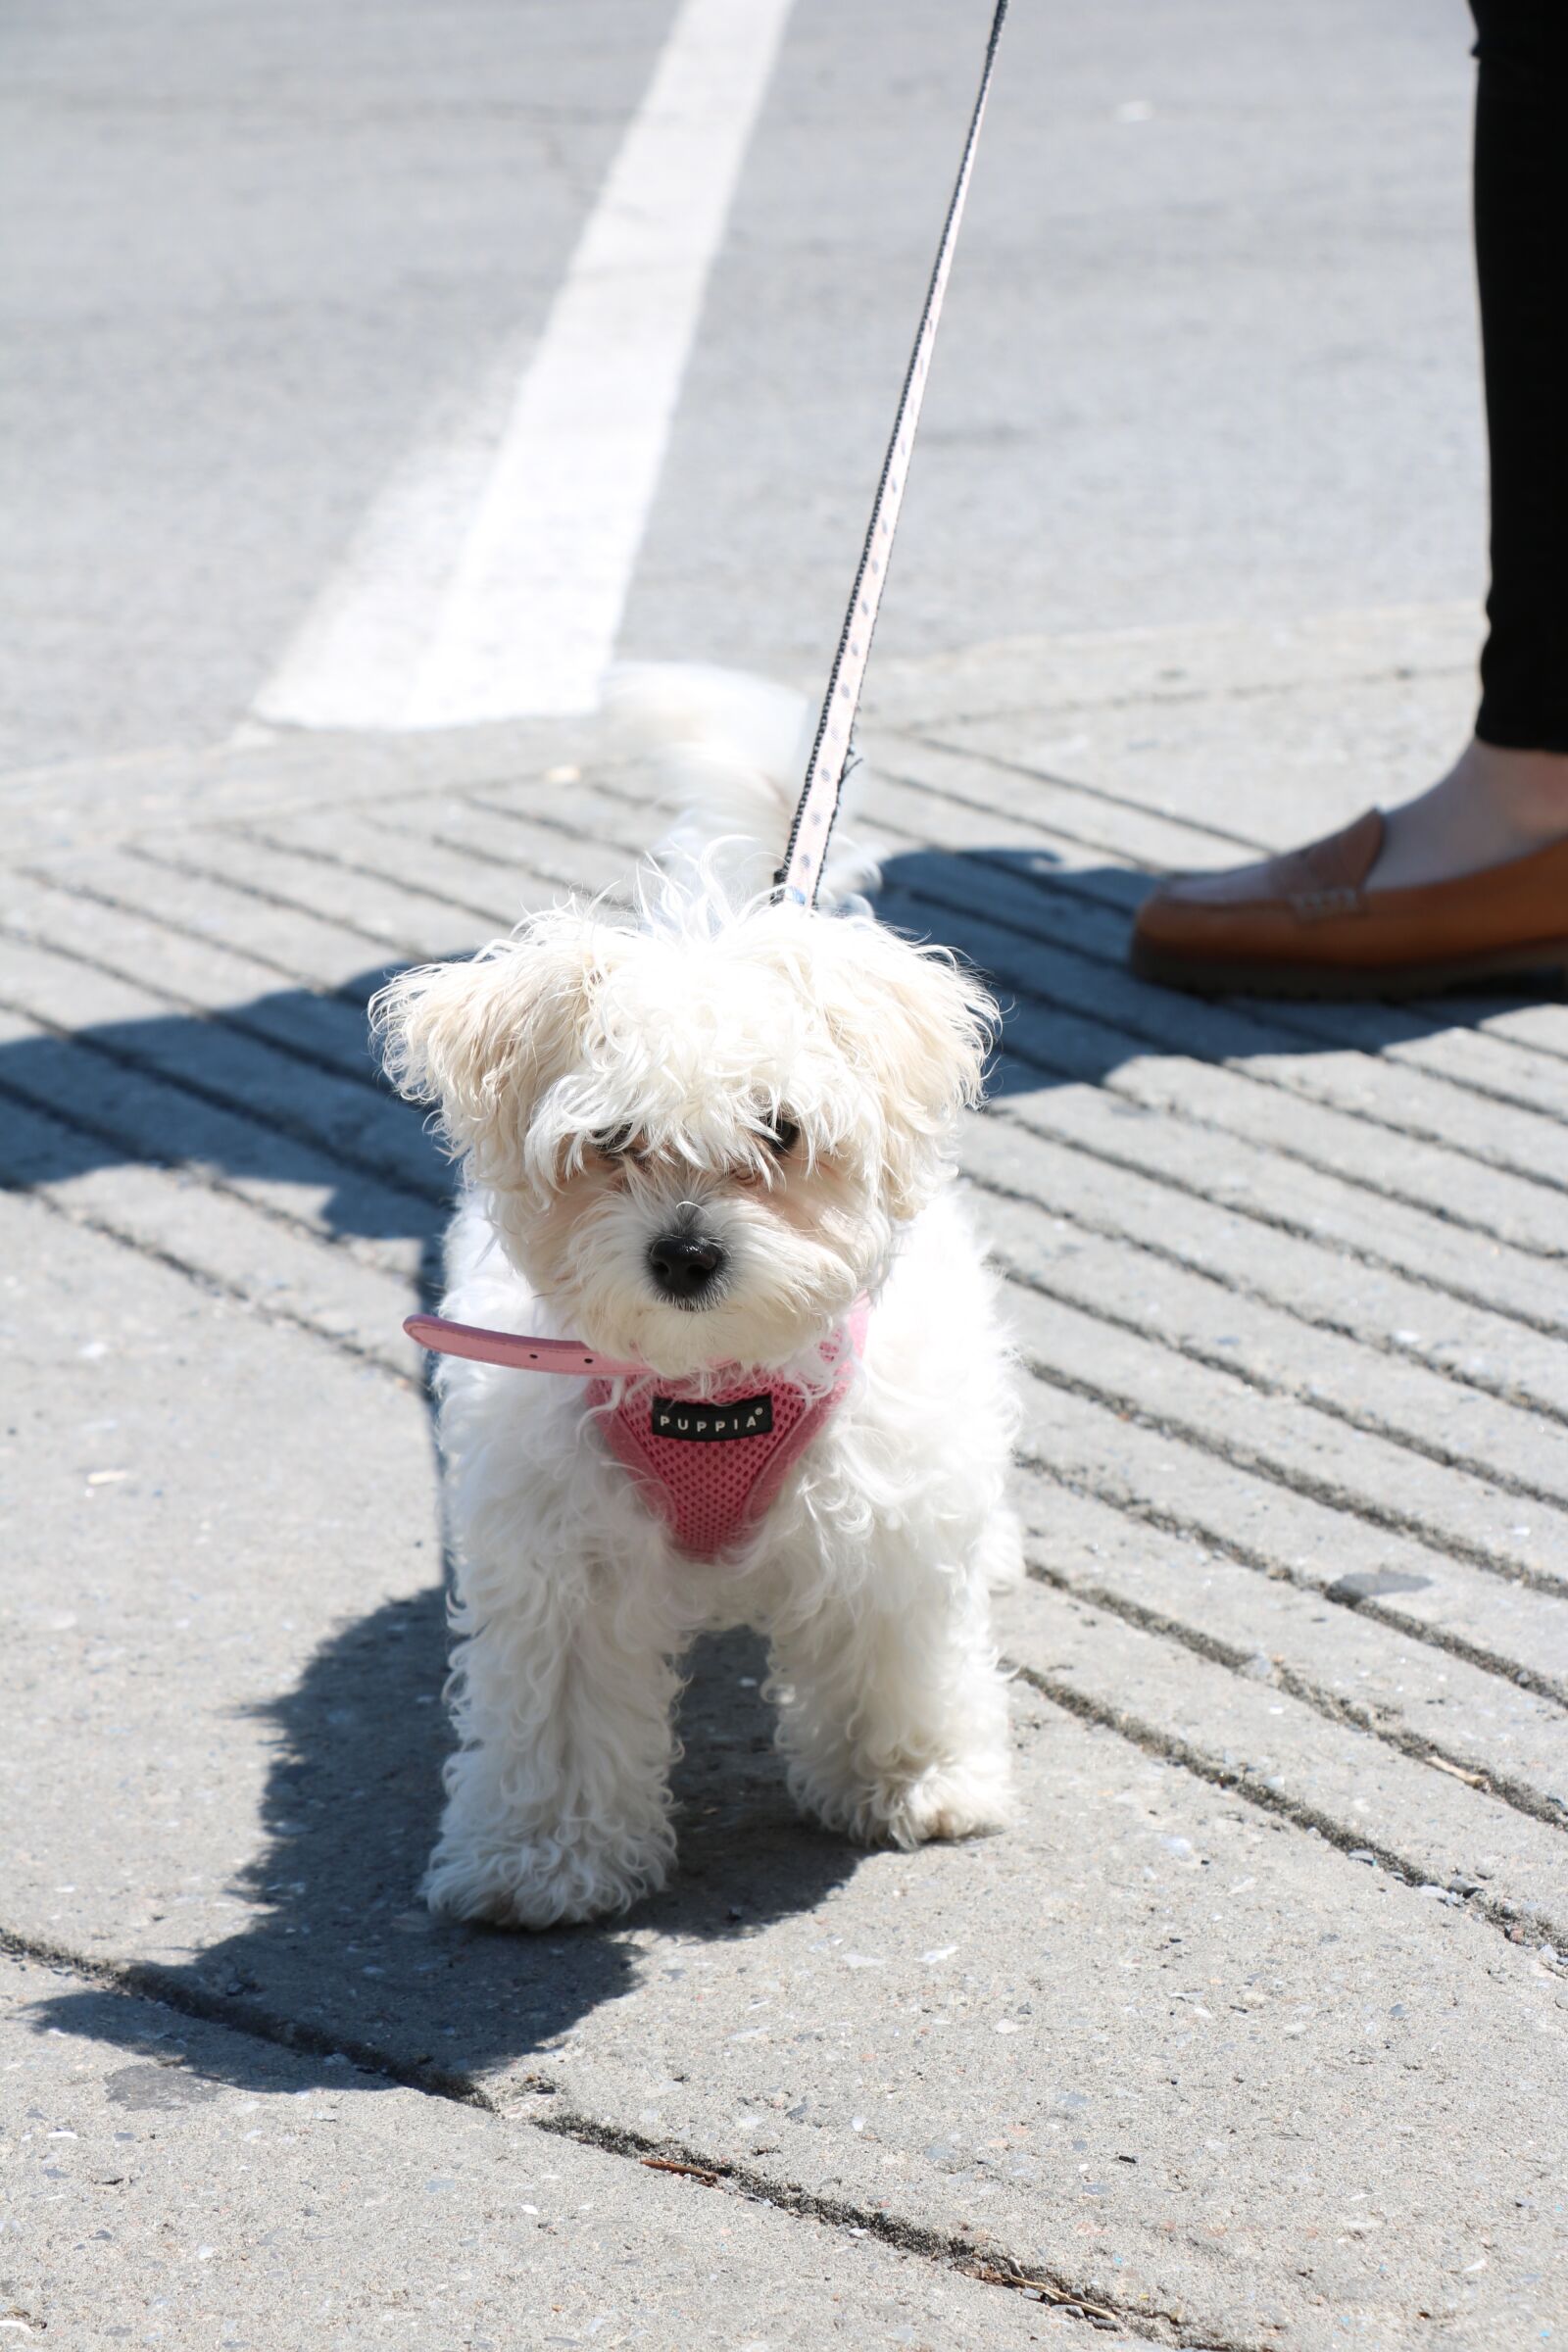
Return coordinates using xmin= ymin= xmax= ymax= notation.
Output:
xmin=871 ymin=842 xmax=1566 ymax=1102
xmin=0 ymin=954 xmax=447 ymax=1252
xmin=23 ymin=844 xmax=1560 ymax=2092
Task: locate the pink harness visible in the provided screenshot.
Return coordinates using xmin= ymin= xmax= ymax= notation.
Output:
xmin=405 ymin=1303 xmax=868 ymax=1560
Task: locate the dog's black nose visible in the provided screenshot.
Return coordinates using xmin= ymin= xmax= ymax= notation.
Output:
xmin=648 ymin=1232 xmax=726 ymax=1303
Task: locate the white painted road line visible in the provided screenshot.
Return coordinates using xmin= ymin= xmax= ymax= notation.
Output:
xmin=254 ymin=0 xmax=794 ymax=733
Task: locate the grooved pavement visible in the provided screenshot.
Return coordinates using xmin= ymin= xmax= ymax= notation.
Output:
xmin=3 ymin=606 xmax=1566 ymax=2351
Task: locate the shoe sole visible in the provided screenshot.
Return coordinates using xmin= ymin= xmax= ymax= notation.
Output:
xmin=1128 ymin=935 xmax=1568 ymax=1002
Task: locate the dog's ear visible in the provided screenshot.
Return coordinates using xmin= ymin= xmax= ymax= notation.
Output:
xmin=369 ymin=915 xmax=608 ymax=1189
xmin=817 ymin=922 xmax=996 ymax=1220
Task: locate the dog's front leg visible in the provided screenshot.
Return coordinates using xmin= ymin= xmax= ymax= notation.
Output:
xmin=766 ymin=1550 xmax=1013 ymax=1851
xmin=424 ymin=1552 xmax=682 ymax=1930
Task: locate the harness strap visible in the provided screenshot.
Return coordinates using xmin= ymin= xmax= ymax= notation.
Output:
xmin=774 ymin=0 xmax=1010 ymax=906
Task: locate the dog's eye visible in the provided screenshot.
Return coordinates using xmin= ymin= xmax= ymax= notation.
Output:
xmin=590 ymin=1126 xmax=636 ymax=1163
xmin=766 ymin=1116 xmax=800 ymax=1157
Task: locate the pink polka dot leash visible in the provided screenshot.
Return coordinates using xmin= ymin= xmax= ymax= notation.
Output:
xmin=774 ymin=0 xmax=1011 ymax=909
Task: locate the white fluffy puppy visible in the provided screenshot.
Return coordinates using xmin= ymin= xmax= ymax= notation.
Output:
xmin=372 ymin=670 xmax=1021 ymax=1930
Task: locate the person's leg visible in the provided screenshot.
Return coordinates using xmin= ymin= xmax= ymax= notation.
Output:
xmin=1371 ymin=0 xmax=1568 ymax=890
xmin=1128 ymin=9 xmax=1568 ymax=990
xmin=1472 ymin=0 xmax=1568 ymax=758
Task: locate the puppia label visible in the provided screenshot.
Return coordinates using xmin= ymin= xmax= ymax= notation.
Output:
xmin=651 ymin=1395 xmax=774 ymax=1443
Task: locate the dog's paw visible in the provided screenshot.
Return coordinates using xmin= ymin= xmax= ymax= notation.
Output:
xmin=422 ymin=1834 xmax=671 ymax=1930
xmin=877 ymin=1755 xmax=1015 ymax=1847
xmin=793 ymin=1753 xmax=1014 ymax=1850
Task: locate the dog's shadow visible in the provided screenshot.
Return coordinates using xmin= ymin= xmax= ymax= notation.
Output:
xmin=33 ymin=1599 xmax=861 ymax=2094
xmin=19 ymin=962 xmax=874 ymax=2094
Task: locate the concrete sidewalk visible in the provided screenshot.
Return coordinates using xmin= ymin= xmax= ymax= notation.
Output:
xmin=3 ymin=606 xmax=1566 ymax=2350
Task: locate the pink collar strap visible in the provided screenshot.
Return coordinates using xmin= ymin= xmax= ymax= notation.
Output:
xmin=403 ymin=1314 xmax=646 ymax=1378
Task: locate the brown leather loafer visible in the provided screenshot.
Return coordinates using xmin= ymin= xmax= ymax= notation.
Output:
xmin=1130 ymin=809 xmax=1568 ymax=998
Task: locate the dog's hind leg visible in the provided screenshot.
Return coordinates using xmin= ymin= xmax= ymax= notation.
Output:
xmin=423 ymin=1549 xmax=685 ymax=1930
xmin=762 ymin=1545 xmax=1014 ymax=1852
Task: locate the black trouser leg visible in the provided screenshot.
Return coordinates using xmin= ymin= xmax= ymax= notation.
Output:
xmin=1469 ymin=1 xmax=1568 ymax=753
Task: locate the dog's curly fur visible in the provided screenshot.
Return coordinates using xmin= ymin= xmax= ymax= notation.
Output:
xmin=371 ymin=668 xmax=1021 ymax=1929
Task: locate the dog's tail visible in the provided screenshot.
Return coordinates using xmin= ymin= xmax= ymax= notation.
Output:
xmin=602 ymin=662 xmax=880 ymax=910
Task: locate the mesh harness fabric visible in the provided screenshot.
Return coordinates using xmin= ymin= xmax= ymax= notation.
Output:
xmin=585 ymin=1300 xmax=869 ymax=1559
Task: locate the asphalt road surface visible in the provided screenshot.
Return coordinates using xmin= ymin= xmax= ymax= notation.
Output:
xmin=2 ymin=0 xmax=1481 ymax=771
